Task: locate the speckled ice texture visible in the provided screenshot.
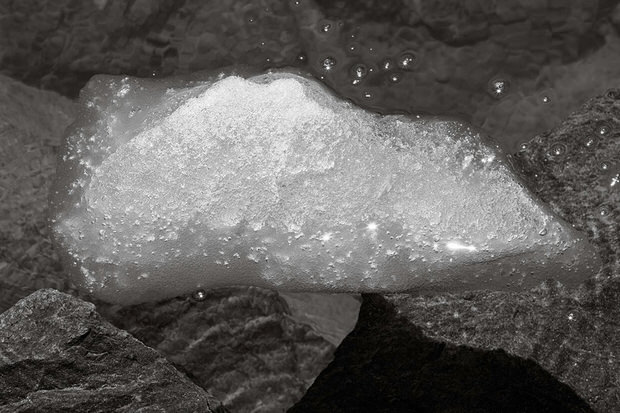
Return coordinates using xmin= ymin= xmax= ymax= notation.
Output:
xmin=49 ymin=71 xmax=600 ymax=304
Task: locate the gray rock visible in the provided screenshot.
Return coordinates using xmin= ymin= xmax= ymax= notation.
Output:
xmin=0 ymin=74 xmax=78 ymax=314
xmin=292 ymin=90 xmax=620 ymax=412
xmin=99 ymin=287 xmax=338 ymax=413
xmin=0 ymin=289 xmax=227 ymax=413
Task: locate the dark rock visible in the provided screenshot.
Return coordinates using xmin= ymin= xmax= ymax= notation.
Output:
xmin=290 ymin=294 xmax=595 ymax=413
xmin=99 ymin=287 xmax=339 ymax=413
xmin=0 ymin=289 xmax=227 ymax=412
xmin=292 ymin=90 xmax=620 ymax=412
xmin=0 ymin=75 xmax=78 ymax=314
xmin=511 ymin=88 xmax=620 ymax=276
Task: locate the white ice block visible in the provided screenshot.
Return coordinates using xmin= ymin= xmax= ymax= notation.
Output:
xmin=49 ymin=71 xmax=601 ymax=304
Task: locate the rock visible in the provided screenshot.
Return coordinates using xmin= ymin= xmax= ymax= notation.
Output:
xmin=291 ymin=90 xmax=620 ymax=412
xmin=50 ymin=71 xmax=599 ymax=305
xmin=0 ymin=289 xmax=227 ymax=413
xmin=0 ymin=74 xmax=78 ymax=313
xmin=99 ymin=287 xmax=339 ymax=412
xmin=289 ymin=294 xmax=595 ymax=413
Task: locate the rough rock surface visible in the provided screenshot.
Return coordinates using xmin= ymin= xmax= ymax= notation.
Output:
xmin=0 ymin=74 xmax=77 ymax=313
xmin=289 ymin=294 xmax=595 ymax=413
xmin=99 ymin=287 xmax=336 ymax=412
xmin=292 ymin=91 xmax=620 ymax=412
xmin=0 ymin=289 xmax=227 ymax=413
xmin=2 ymin=0 xmax=620 ymax=150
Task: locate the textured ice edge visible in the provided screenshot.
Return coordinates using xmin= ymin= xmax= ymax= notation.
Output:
xmin=50 ymin=70 xmax=601 ymax=304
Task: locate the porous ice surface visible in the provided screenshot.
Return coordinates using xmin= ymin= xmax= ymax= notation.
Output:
xmin=50 ymin=71 xmax=600 ymax=304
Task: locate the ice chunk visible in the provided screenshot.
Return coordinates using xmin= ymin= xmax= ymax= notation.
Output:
xmin=50 ymin=71 xmax=601 ymax=304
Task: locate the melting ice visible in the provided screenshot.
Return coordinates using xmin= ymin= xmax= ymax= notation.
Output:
xmin=50 ymin=71 xmax=601 ymax=304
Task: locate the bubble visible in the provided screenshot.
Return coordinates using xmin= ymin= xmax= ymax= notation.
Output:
xmin=397 ymin=52 xmax=417 ymax=70
xmin=321 ymin=56 xmax=336 ymax=71
xmin=350 ymin=63 xmax=368 ymax=79
xmin=599 ymin=205 xmax=611 ymax=216
xmin=611 ymin=174 xmax=619 ymax=187
xmin=380 ymin=59 xmax=394 ymax=71
xmin=597 ymin=124 xmax=610 ymax=136
xmin=346 ymin=43 xmax=358 ymax=54
xmin=388 ymin=72 xmax=402 ymax=83
xmin=296 ymin=52 xmax=307 ymax=63
xmin=539 ymin=228 xmax=548 ymax=236
xmin=567 ymin=312 xmax=575 ymax=321
xmin=584 ymin=136 xmax=596 ymax=148
xmin=488 ymin=78 xmax=510 ymax=99
xmin=550 ymin=143 xmax=566 ymax=157
xmin=519 ymin=142 xmax=528 ymax=151
xmin=362 ymin=91 xmax=373 ymax=100
xmin=321 ymin=23 xmax=332 ymax=33
xmin=193 ymin=288 xmax=207 ymax=301
xmin=600 ymin=160 xmax=610 ymax=171
xmin=247 ymin=15 xmax=256 ymax=23
xmin=541 ymin=95 xmax=551 ymax=104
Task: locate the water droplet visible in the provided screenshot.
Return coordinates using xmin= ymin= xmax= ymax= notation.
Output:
xmin=297 ymin=52 xmax=307 ymax=63
xmin=398 ymin=52 xmax=417 ymax=70
xmin=193 ymin=288 xmax=207 ymax=301
xmin=321 ymin=56 xmax=336 ymax=71
xmin=567 ymin=312 xmax=574 ymax=321
xmin=321 ymin=23 xmax=331 ymax=32
xmin=488 ymin=78 xmax=509 ymax=98
xmin=380 ymin=58 xmax=394 ymax=71
xmin=539 ymin=228 xmax=548 ymax=236
xmin=350 ymin=63 xmax=368 ymax=79
xmin=550 ymin=143 xmax=566 ymax=157
xmin=346 ymin=43 xmax=358 ymax=54
xmin=388 ymin=72 xmax=402 ymax=83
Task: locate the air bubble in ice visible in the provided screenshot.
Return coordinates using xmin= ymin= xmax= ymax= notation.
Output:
xmin=398 ymin=52 xmax=416 ymax=70
xmin=321 ymin=57 xmax=336 ymax=71
xmin=488 ymin=78 xmax=509 ymax=99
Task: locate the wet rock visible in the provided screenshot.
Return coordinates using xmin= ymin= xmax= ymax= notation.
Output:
xmin=292 ymin=90 xmax=620 ymax=412
xmin=0 ymin=289 xmax=227 ymax=412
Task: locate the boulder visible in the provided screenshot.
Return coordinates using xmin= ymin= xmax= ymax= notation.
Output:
xmin=0 ymin=289 xmax=227 ymax=412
